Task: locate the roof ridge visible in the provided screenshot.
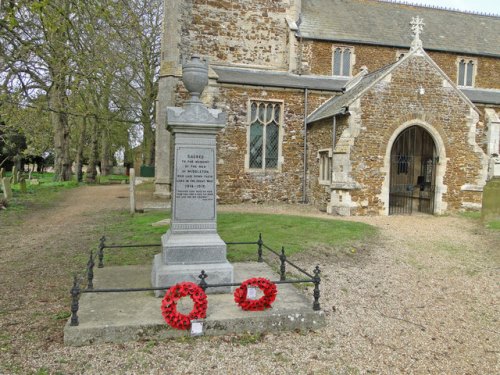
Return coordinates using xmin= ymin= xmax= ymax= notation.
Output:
xmin=375 ymin=0 xmax=500 ymax=18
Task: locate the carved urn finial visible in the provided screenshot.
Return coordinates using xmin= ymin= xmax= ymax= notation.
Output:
xmin=182 ymin=55 xmax=208 ymax=103
xmin=410 ymin=16 xmax=425 ymax=50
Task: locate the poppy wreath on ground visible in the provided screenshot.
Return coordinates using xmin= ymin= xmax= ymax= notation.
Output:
xmin=234 ymin=277 xmax=278 ymax=311
xmin=161 ymin=282 xmax=208 ymax=330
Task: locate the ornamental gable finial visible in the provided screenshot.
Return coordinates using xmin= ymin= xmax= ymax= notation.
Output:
xmin=410 ymin=16 xmax=425 ymax=50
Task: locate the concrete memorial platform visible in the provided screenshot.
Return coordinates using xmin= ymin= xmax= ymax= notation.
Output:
xmin=64 ymin=263 xmax=325 ymax=346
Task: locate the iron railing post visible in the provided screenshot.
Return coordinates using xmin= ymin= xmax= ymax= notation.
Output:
xmin=70 ymin=275 xmax=81 ymax=326
xmin=87 ymin=250 xmax=94 ymax=290
xmin=257 ymin=233 xmax=263 ymax=262
xmin=312 ymin=265 xmax=321 ymax=311
xmin=98 ymin=236 xmax=105 ymax=268
xmin=280 ymin=246 xmax=287 ymax=281
xmin=198 ymin=270 xmax=208 ymax=292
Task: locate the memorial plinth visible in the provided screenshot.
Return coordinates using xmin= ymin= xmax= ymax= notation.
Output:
xmin=151 ymin=56 xmax=233 ymax=296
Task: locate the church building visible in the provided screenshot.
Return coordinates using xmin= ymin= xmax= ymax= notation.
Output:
xmin=154 ymin=0 xmax=500 ymax=216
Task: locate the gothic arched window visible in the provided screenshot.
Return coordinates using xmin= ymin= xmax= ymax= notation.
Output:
xmin=332 ymin=46 xmax=353 ymax=76
xmin=248 ymin=101 xmax=282 ymax=170
xmin=457 ymin=58 xmax=476 ymax=87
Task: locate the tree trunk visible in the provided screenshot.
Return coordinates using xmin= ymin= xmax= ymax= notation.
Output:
xmin=142 ymin=111 xmax=155 ymax=166
xmin=86 ymin=118 xmax=99 ymax=183
xmin=100 ymin=124 xmax=111 ymax=176
xmin=50 ymin=82 xmax=72 ymax=181
xmin=75 ymin=117 xmax=87 ymax=182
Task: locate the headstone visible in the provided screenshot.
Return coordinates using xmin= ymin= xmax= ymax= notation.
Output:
xmin=489 ymin=156 xmax=500 ymax=179
xmin=129 ymin=168 xmax=136 ymax=214
xmin=1 ymin=177 xmax=13 ymax=200
xmin=151 ymin=55 xmax=233 ymax=296
xmin=30 ymin=179 xmax=40 ymax=185
xmin=482 ymin=177 xmax=500 ymax=222
xmin=19 ymin=176 xmax=27 ymax=194
xmin=11 ymin=166 xmax=17 ymax=184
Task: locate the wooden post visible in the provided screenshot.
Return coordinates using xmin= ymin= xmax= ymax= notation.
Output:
xmin=129 ymin=168 xmax=136 ymax=214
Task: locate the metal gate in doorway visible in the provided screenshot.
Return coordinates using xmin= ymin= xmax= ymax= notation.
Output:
xmin=389 ymin=126 xmax=436 ymax=215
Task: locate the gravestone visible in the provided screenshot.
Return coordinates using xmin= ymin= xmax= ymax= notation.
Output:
xmin=19 ymin=176 xmax=27 ymax=194
xmin=11 ymin=166 xmax=17 ymax=184
xmin=482 ymin=176 xmax=500 ymax=222
xmin=151 ymin=55 xmax=233 ymax=296
xmin=1 ymin=177 xmax=13 ymax=200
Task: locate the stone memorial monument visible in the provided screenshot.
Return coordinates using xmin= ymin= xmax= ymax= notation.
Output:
xmin=151 ymin=55 xmax=233 ymax=296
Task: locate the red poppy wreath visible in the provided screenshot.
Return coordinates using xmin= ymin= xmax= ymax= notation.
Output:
xmin=234 ymin=277 xmax=278 ymax=311
xmin=161 ymin=282 xmax=208 ymax=330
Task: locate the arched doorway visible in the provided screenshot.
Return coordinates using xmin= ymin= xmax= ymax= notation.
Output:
xmin=389 ymin=126 xmax=437 ymax=215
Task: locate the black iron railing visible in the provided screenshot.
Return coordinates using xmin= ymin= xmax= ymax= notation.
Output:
xmin=70 ymin=234 xmax=322 ymax=327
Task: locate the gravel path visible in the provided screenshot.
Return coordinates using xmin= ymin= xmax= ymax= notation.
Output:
xmin=1 ymin=185 xmax=499 ymax=374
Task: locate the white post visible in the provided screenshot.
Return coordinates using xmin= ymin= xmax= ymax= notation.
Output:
xmin=129 ymin=168 xmax=136 ymax=214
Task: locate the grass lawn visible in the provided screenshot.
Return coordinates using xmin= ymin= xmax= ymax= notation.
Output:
xmin=98 ymin=210 xmax=377 ymax=265
xmin=459 ymin=211 xmax=500 ymax=231
xmin=1 ymin=172 xmax=80 ymax=214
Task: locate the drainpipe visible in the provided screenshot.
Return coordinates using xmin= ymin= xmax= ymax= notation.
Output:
xmin=302 ymin=88 xmax=309 ymax=203
xmin=332 ymin=115 xmax=337 ymax=149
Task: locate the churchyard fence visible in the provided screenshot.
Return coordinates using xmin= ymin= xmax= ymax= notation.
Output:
xmin=69 ymin=234 xmax=322 ymax=326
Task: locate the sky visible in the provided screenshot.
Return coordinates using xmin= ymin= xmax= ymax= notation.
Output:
xmin=405 ymin=0 xmax=499 ymax=15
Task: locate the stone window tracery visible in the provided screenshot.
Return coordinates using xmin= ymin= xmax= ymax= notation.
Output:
xmin=457 ymin=58 xmax=476 ymax=87
xmin=317 ymin=149 xmax=332 ymax=184
xmin=332 ymin=46 xmax=353 ymax=76
xmin=247 ymin=100 xmax=282 ymax=170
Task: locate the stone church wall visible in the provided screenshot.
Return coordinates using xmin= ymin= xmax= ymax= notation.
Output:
xmin=304 ymin=41 xmax=500 ymax=90
xmin=204 ymin=85 xmax=331 ymax=204
xmin=177 ymin=0 xmax=293 ymax=69
xmin=348 ymin=55 xmax=486 ymax=213
xmin=307 ymin=118 xmax=333 ymax=209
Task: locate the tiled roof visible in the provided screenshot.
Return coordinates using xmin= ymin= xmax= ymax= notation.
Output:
xmin=307 ymin=63 xmax=395 ymax=123
xmin=212 ymin=66 xmax=349 ymax=91
xmin=300 ymin=0 xmax=500 ymax=57
xmin=461 ymin=88 xmax=500 ymax=105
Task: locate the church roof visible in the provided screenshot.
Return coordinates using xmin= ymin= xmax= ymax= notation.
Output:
xmin=307 ymin=63 xmax=395 ymax=123
xmin=212 ymin=66 xmax=349 ymax=91
xmin=300 ymin=0 xmax=500 ymax=57
xmin=461 ymin=88 xmax=500 ymax=105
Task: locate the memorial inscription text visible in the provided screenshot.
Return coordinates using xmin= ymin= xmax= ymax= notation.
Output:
xmin=174 ymin=147 xmax=215 ymax=220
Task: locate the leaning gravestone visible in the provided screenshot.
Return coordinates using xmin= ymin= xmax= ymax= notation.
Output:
xmin=1 ymin=177 xmax=13 ymax=200
xmin=151 ymin=55 xmax=233 ymax=296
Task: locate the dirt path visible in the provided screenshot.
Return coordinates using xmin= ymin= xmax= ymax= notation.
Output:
xmin=1 ymin=185 xmax=499 ymax=374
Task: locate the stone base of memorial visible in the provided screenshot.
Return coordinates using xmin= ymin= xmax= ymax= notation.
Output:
xmin=151 ymin=230 xmax=233 ymax=297
xmin=151 ymin=62 xmax=233 ymax=296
